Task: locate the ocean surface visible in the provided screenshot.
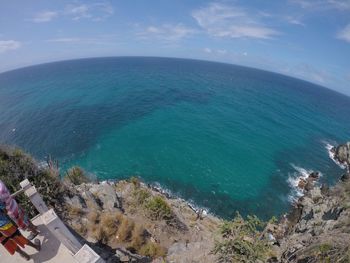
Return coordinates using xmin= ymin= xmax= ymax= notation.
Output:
xmin=0 ymin=57 xmax=349 ymax=219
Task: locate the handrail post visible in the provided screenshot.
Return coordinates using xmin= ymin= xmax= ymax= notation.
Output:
xmin=20 ymin=179 xmax=49 ymax=214
xmin=42 ymin=209 xmax=82 ymax=254
xmin=19 ymin=179 xmax=105 ymax=262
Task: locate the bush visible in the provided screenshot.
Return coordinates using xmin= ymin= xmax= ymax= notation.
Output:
xmin=145 ymin=196 xmax=173 ymax=220
xmin=213 ymin=212 xmax=272 ymax=263
xmin=64 ymin=166 xmax=89 ymax=185
xmin=129 ymin=176 xmax=141 ymax=188
xmin=133 ymin=188 xmax=151 ymax=205
xmin=139 ymin=242 xmax=166 ymax=258
xmin=0 ymin=146 xmax=63 ymax=218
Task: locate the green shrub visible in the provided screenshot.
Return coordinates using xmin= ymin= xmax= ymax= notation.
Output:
xmin=139 ymin=242 xmax=166 ymax=258
xmin=145 ymin=196 xmax=173 ymax=220
xmin=0 ymin=146 xmax=63 ymax=218
xmin=133 ymin=188 xmax=151 ymax=205
xmin=213 ymin=212 xmax=272 ymax=262
xmin=64 ymin=166 xmax=89 ymax=185
xmin=130 ymin=176 xmax=141 ymax=188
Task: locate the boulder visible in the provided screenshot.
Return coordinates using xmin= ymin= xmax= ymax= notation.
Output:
xmin=335 ymin=142 xmax=350 ymax=167
xmin=341 ymin=173 xmax=350 ymax=182
xmin=89 ymin=182 xmax=121 ymax=210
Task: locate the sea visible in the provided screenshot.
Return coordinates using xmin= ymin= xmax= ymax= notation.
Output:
xmin=0 ymin=57 xmax=349 ymax=219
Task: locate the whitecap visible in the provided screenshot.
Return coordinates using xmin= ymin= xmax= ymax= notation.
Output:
xmin=287 ymin=164 xmax=322 ymax=203
xmin=323 ymin=141 xmax=346 ymax=169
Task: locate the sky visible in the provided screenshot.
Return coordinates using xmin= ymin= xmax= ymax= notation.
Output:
xmin=0 ymin=0 xmax=349 ymax=95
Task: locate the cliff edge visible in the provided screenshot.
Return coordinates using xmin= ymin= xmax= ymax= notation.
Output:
xmin=1 ymin=143 xmax=350 ymax=262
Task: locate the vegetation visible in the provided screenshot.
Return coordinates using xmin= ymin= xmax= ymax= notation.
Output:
xmin=213 ymin=212 xmax=273 ymax=263
xmin=132 ymin=183 xmax=174 ymax=222
xmin=0 ymin=146 xmax=63 ymax=217
xmin=83 ymin=208 xmax=166 ymax=258
xmin=133 ymin=188 xmax=151 ymax=205
xmin=64 ymin=166 xmax=89 ymax=185
xmin=129 ymin=176 xmax=141 ymax=188
xmin=145 ymin=196 xmax=173 ymax=221
xmin=139 ymin=242 xmax=166 ymax=258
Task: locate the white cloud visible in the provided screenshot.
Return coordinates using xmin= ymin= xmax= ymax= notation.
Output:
xmin=291 ymin=0 xmax=350 ymax=11
xmin=337 ymin=24 xmax=350 ymax=42
xmin=284 ymin=16 xmax=305 ymax=26
xmin=65 ymin=3 xmax=114 ymax=21
xmin=46 ymin=38 xmax=81 ymax=43
xmin=0 ymin=40 xmax=21 ymax=53
xmin=138 ymin=24 xmax=196 ymax=42
xmin=283 ymin=63 xmax=330 ymax=84
xmin=32 ymin=11 xmax=58 ymax=23
xmin=203 ymin=47 xmax=228 ymax=56
xmin=192 ymin=3 xmax=279 ymax=39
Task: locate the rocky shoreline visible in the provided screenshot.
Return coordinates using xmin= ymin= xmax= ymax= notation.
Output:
xmin=1 ymin=142 xmax=350 ymax=262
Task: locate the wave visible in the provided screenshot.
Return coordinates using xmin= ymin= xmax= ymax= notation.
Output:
xmin=287 ymin=164 xmax=321 ymax=203
xmin=323 ymin=141 xmax=346 ymax=169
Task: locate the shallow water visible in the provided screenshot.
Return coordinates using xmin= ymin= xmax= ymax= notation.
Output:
xmin=0 ymin=57 xmax=349 ymax=219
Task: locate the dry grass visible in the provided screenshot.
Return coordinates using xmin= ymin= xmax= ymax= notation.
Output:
xmin=86 ymin=210 xmax=123 ymax=244
xmin=71 ymin=221 xmax=87 ymax=236
xmin=117 ymin=217 xmax=135 ymax=242
xmin=87 ymin=210 xmax=100 ymax=223
xmin=85 ymin=199 xmax=101 ymax=210
xmin=130 ymin=225 xmax=147 ymax=250
xmin=84 ymin=208 xmax=160 ymax=258
xmin=66 ymin=205 xmax=84 ymax=218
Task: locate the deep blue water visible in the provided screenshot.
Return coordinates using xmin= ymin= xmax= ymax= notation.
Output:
xmin=0 ymin=57 xmax=349 ymax=219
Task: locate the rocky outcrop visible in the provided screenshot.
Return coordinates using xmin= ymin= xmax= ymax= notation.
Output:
xmin=271 ymin=169 xmax=350 ymax=263
xmin=333 ymin=142 xmax=350 ymax=172
xmin=61 ymin=179 xmax=221 ymax=263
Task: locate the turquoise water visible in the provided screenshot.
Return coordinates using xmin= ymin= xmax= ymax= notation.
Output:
xmin=0 ymin=57 xmax=349 ymax=219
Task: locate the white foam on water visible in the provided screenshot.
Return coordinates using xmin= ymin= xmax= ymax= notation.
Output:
xmin=323 ymin=141 xmax=346 ymax=169
xmin=287 ymin=164 xmax=321 ymax=203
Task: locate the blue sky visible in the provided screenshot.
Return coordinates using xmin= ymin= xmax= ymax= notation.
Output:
xmin=0 ymin=0 xmax=350 ymax=95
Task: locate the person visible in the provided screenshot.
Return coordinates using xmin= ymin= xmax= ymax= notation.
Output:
xmin=0 ymin=209 xmax=41 ymax=260
xmin=0 ymin=180 xmax=39 ymax=240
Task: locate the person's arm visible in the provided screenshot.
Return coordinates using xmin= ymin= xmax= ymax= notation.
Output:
xmin=0 ymin=181 xmax=20 ymax=219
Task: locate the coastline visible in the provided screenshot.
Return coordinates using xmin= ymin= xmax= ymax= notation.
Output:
xmin=1 ymin=142 xmax=350 ymax=262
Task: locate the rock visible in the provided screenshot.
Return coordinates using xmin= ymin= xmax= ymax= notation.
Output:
xmin=308 ymin=172 xmax=319 ymax=180
xmin=320 ymin=184 xmax=329 ymax=195
xmin=167 ymin=242 xmax=187 ymax=256
xmin=335 ymin=142 xmax=350 ymax=167
xmin=64 ymin=195 xmax=86 ymax=209
xmin=304 ymin=180 xmax=314 ymax=192
xmin=297 ymin=179 xmax=307 ymax=190
xmin=89 ymin=182 xmax=121 ymax=210
xmin=341 ymin=173 xmax=350 ymax=182
xmin=322 ymin=207 xmax=344 ymax=221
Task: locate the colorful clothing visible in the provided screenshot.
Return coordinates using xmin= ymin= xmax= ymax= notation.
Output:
xmin=0 ymin=221 xmax=28 ymax=255
xmin=0 ymin=180 xmax=29 ymax=230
